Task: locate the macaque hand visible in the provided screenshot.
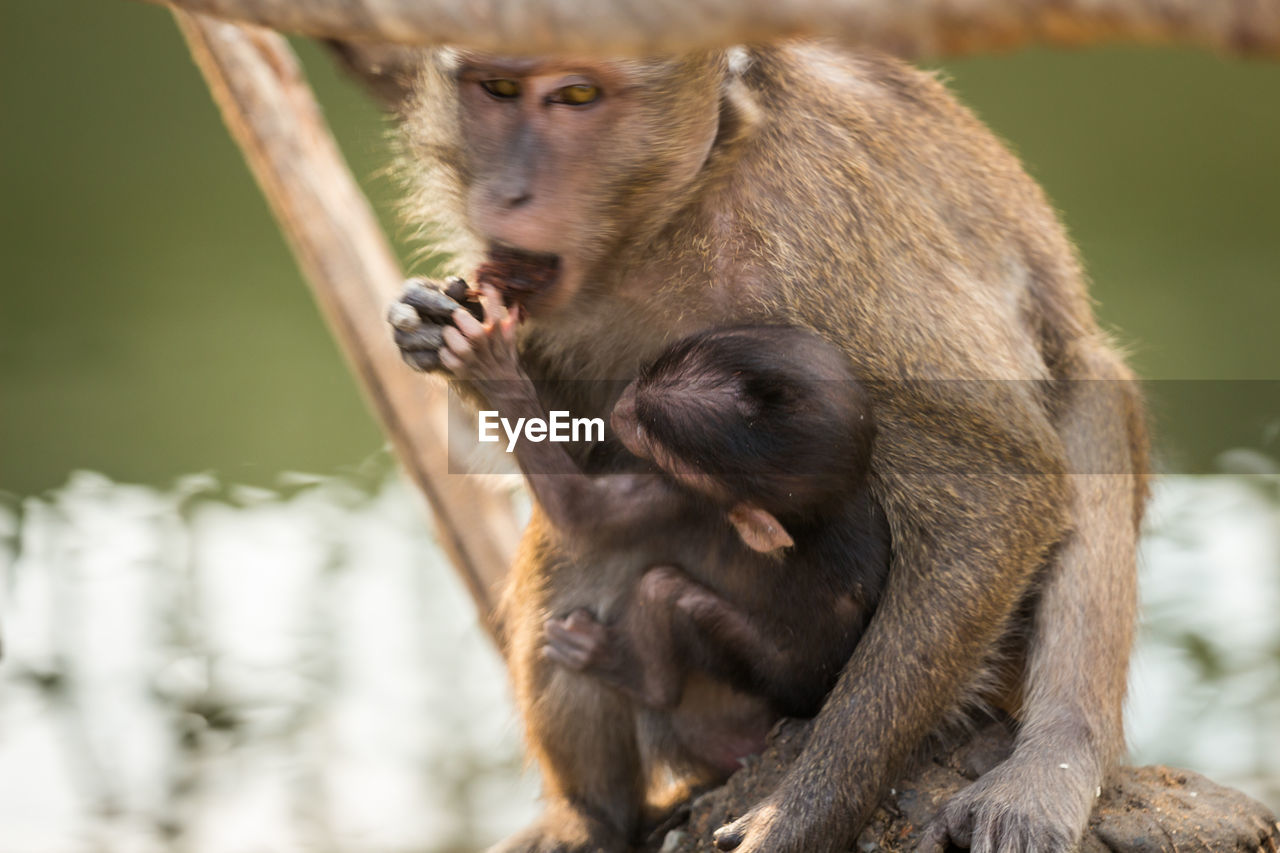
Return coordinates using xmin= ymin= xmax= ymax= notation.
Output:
xmin=387 ymin=275 xmax=482 ymax=373
xmin=543 ymin=609 xmax=612 ymax=673
xmin=437 ymin=283 xmax=524 ymax=387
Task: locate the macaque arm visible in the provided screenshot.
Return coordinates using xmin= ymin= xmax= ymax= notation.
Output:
xmin=476 ymin=376 xmax=667 ymax=536
xmin=439 ymin=289 xmax=677 ymax=534
xmin=672 ymin=581 xmax=787 ymax=667
xmin=714 ymin=379 xmax=1071 ymax=852
xmin=635 ymin=566 xmax=801 ymax=703
xmin=473 ymin=371 xmax=678 ymax=536
xmin=477 ymin=370 xmax=674 ymax=536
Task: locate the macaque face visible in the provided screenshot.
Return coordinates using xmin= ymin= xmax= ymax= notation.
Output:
xmin=453 ymin=53 xmax=721 ymax=315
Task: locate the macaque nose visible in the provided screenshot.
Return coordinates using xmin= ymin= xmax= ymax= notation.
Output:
xmin=493 ymin=174 xmax=532 ymax=209
xmin=503 ymin=188 xmax=532 ymax=209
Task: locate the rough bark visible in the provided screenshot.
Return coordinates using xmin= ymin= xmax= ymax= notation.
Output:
xmin=141 ymin=0 xmax=1280 ymax=59
xmin=646 ymin=718 xmax=1280 ymax=853
xmin=173 ymin=11 xmax=518 ymax=626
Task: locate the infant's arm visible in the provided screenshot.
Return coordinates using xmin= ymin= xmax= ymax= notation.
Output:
xmin=440 ymin=286 xmax=676 ymax=538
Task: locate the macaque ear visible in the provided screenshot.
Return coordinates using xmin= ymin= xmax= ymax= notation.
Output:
xmin=728 ymin=504 xmax=795 ymax=553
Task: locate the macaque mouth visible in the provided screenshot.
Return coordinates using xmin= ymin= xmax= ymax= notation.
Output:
xmin=475 ymin=245 xmax=562 ymax=305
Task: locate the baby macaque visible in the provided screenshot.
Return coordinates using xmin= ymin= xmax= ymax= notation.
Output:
xmin=439 ymin=284 xmax=890 ymax=774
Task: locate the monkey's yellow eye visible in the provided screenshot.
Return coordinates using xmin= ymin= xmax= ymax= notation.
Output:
xmin=481 ymin=79 xmax=521 ymax=99
xmin=554 ymin=83 xmax=601 ymax=106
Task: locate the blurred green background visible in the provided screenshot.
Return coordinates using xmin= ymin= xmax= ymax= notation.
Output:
xmin=2 ymin=0 xmax=1279 ymax=495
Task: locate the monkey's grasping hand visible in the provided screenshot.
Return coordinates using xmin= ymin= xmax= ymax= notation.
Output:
xmin=388 ymin=275 xmax=484 ymax=372
xmin=437 ymin=283 xmax=524 ymax=388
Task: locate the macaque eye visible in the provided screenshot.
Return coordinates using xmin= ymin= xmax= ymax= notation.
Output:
xmin=481 ymin=79 xmax=522 ymax=99
xmin=553 ymin=83 xmax=601 ymax=106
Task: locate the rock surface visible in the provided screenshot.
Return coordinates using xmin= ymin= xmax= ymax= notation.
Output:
xmin=646 ymin=719 xmax=1280 ymax=852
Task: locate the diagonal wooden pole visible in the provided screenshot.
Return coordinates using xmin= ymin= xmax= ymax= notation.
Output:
xmin=172 ymin=10 xmax=518 ymax=632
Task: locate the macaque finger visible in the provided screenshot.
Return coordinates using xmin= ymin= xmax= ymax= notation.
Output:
xmin=387 ymin=301 xmax=421 ymax=331
xmin=443 ymin=275 xmax=486 ymax=322
xmin=401 ymin=278 xmax=461 ymax=321
xmin=543 ymin=643 xmax=588 ymax=671
xmin=499 ymin=312 xmax=520 ymax=342
xmin=441 ymin=325 xmax=472 ymax=358
xmin=544 ymin=619 xmax=598 ymax=656
xmin=543 ymin=630 xmax=594 ymax=670
xmin=564 ymin=609 xmax=602 ymax=630
xmin=452 ymin=306 xmax=486 ymax=340
xmin=478 ymin=283 xmax=511 ymax=326
xmin=393 ymin=324 xmax=444 ymax=353
xmin=438 ymin=347 xmax=464 ymax=374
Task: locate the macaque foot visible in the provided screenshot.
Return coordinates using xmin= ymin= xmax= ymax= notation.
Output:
xmin=712 ymin=783 xmax=848 ymax=853
xmin=388 ymin=276 xmax=477 ymax=372
xmin=486 ymin=806 xmax=628 ymax=853
xmin=543 ymin=609 xmax=611 ymax=672
xmin=916 ymin=753 xmax=1095 ymax=853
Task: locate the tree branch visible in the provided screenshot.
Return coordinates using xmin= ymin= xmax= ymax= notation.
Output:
xmin=172 ymin=10 xmax=518 ymax=630
xmin=146 ymin=0 xmax=1280 ymax=58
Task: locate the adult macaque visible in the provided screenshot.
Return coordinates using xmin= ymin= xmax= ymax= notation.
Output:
xmin=390 ymin=42 xmax=1147 ymax=853
xmin=420 ymin=286 xmax=890 ymax=774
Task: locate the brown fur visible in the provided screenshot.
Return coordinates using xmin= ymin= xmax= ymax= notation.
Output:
xmin=394 ymin=40 xmax=1148 ymax=853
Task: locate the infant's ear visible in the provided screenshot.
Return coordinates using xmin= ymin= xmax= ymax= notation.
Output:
xmin=728 ymin=504 xmax=794 ymax=553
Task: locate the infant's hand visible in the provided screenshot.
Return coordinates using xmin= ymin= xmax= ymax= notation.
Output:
xmin=438 ymin=284 xmax=524 ymax=385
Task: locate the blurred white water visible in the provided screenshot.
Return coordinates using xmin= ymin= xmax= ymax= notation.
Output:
xmin=0 ymin=468 xmax=1277 ymax=852
xmin=0 ymin=469 xmax=536 ymax=853
xmin=1128 ymin=474 xmax=1280 ymax=803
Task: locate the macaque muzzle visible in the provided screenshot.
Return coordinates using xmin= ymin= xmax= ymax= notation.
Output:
xmin=475 ymin=245 xmax=562 ymax=307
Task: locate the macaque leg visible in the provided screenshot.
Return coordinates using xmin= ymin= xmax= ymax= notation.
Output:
xmin=920 ymin=347 xmax=1147 ymax=853
xmin=663 ymin=572 xmax=791 ymax=677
